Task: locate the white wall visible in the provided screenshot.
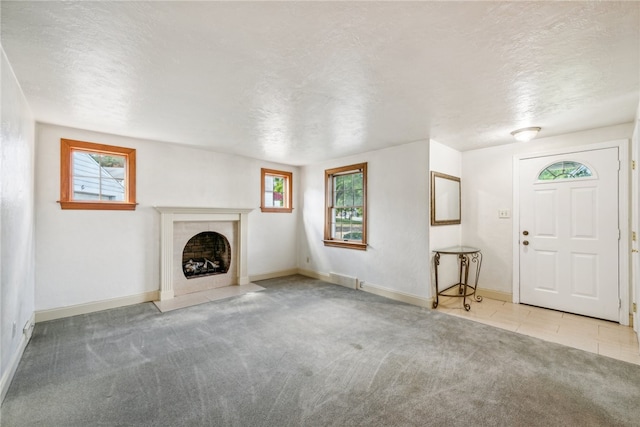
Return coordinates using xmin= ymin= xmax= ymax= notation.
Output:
xmin=462 ymin=123 xmax=635 ymax=296
xmin=298 ymin=140 xmax=430 ymax=300
xmin=1 ymin=48 xmax=35 ymax=401
xmin=34 ymin=124 xmax=299 ymax=311
xmin=429 ymin=140 xmax=462 ymax=249
xmin=429 ymin=140 xmax=462 ymax=291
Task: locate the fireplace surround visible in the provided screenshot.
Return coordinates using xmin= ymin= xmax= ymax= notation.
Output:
xmin=155 ymin=207 xmax=253 ymax=300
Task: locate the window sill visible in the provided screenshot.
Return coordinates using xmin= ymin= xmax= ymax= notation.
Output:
xmin=323 ymin=240 xmax=367 ymax=251
xmin=260 ymin=207 xmax=293 ymax=213
xmin=58 ymin=201 xmax=137 ymax=211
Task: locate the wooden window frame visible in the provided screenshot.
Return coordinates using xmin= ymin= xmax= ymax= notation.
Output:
xmin=260 ymin=168 xmax=293 ymax=213
xmin=324 ymin=162 xmax=367 ymax=250
xmin=59 ymin=138 xmax=137 ymax=210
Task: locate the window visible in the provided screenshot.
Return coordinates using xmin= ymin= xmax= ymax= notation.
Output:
xmin=59 ymin=139 xmax=136 ymax=210
xmin=261 ymin=168 xmax=293 ymax=213
xmin=324 ymin=162 xmax=367 ymax=250
xmin=537 ymin=161 xmax=593 ymax=181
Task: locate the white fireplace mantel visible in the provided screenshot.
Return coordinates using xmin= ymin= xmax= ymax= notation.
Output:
xmin=155 ymin=207 xmax=253 ymax=301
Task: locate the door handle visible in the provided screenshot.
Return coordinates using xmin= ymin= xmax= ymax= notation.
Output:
xmin=523 ymin=230 xmax=529 ymax=236
xmin=523 ymin=240 xmax=529 ymax=246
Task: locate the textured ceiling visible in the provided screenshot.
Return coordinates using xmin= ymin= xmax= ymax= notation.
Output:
xmin=2 ymin=1 xmax=639 ymax=165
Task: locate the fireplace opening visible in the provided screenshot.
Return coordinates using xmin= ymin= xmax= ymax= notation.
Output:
xmin=182 ymin=231 xmax=231 ymax=279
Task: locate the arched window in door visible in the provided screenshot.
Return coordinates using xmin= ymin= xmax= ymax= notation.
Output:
xmin=537 ymin=161 xmax=593 ymax=181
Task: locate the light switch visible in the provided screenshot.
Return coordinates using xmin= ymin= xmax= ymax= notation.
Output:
xmin=498 ymin=209 xmax=510 ymax=218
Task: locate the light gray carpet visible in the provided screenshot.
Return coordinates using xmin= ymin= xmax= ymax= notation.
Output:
xmin=3 ymin=275 xmax=640 ymax=426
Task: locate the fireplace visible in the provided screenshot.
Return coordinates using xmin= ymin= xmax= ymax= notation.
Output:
xmin=155 ymin=207 xmax=253 ymax=300
xmin=182 ymin=232 xmax=231 ymax=279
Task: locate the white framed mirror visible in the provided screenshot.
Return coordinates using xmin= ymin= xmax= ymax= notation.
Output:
xmin=430 ymin=171 xmax=461 ymax=226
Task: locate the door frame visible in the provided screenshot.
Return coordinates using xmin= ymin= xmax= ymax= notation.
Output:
xmin=512 ymin=139 xmax=630 ymax=325
xmin=632 ymin=121 xmax=639 ymax=336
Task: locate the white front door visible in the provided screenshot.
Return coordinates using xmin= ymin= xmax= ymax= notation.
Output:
xmin=519 ymin=147 xmax=620 ymax=321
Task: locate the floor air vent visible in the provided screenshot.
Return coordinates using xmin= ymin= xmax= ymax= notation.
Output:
xmin=329 ymin=272 xmax=358 ymax=290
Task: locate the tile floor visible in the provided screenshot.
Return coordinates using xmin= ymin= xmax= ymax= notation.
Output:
xmin=435 ymin=295 xmax=640 ymax=365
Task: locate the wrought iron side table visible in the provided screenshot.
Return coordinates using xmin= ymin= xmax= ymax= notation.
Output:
xmin=432 ymin=246 xmax=483 ymax=311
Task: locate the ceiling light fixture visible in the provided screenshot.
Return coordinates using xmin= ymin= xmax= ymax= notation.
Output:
xmin=510 ymin=127 xmax=541 ymax=142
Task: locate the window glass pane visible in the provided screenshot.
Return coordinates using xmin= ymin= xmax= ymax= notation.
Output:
xmin=332 ymin=207 xmax=363 ymax=241
xmin=72 ymin=151 xmax=125 ymax=201
xmin=332 ymin=207 xmax=347 ymax=239
xmin=353 ymin=207 xmax=363 ymax=220
xmin=330 ymin=171 xmax=364 ymax=241
xmin=265 ymin=175 xmax=274 ymax=191
xmin=353 ymin=172 xmax=363 ymax=190
xmin=330 ymin=207 xmax=338 ymax=238
xmin=73 ymin=151 xmax=99 ymax=200
xmin=354 ymin=189 xmax=363 ymax=206
xmin=334 ymin=173 xmax=363 ymax=207
xmin=343 ymin=175 xmax=353 ymax=207
xmin=334 ymin=175 xmax=344 ymax=206
xmin=264 ymin=191 xmax=274 ymax=206
xmin=351 ymin=173 xmax=362 ymax=206
xmin=264 ymin=175 xmax=274 ymax=207
xmin=331 ymin=207 xmax=340 ymax=238
xmin=272 ymin=176 xmax=284 ymax=207
xmin=100 ymin=156 xmax=126 ymax=201
xmin=538 ymin=161 xmax=592 ymax=180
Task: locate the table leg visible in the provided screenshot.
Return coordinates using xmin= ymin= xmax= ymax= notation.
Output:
xmin=457 ymin=254 xmax=464 ymax=295
xmin=432 ymin=252 xmax=441 ymax=309
xmin=471 ymin=252 xmax=483 ymax=303
xmin=462 ymin=255 xmax=471 ymax=311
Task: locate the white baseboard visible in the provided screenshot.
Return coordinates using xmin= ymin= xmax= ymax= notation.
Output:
xmin=31 ymin=268 xmax=443 ymax=323
xmin=31 ymin=268 xmax=316 ymax=323
xmin=476 ymin=288 xmax=512 ymax=302
xmin=298 ymin=268 xmax=431 ymax=308
xmin=360 ymin=282 xmax=432 ymax=308
xmin=634 ymin=312 xmax=637 ymax=334
xmin=35 ymin=291 xmax=159 ymax=323
xmin=249 ymin=269 xmax=299 ymax=282
xmin=1 ymin=312 xmax=35 ymax=404
xmin=297 ymin=268 xmax=331 ymax=282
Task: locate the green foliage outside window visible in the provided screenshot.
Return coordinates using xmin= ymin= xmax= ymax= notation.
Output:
xmin=332 ymin=171 xmax=364 ymax=240
xmin=89 ymin=154 xmax=125 ymax=168
xmin=538 ymin=161 xmax=592 ymax=180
